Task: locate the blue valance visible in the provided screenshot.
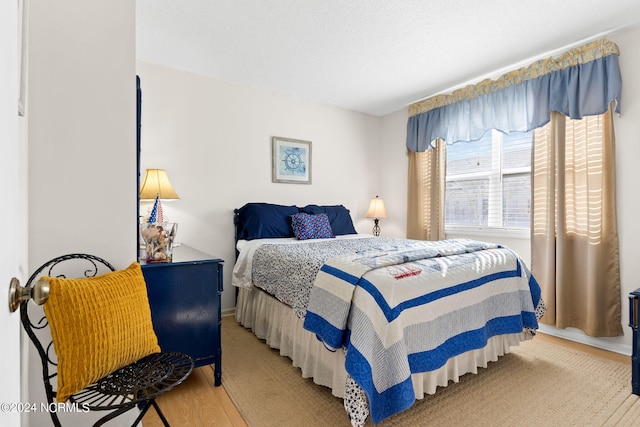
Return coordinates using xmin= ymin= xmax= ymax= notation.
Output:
xmin=406 ymin=39 xmax=622 ymax=152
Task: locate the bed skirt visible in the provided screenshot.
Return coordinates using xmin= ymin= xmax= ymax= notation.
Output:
xmin=235 ymin=286 xmax=530 ymax=400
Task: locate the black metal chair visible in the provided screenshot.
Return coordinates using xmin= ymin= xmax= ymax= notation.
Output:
xmin=9 ymin=254 xmax=194 ymax=427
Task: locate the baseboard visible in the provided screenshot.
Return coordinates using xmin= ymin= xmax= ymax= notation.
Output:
xmin=538 ymin=324 xmax=631 ymax=356
xmin=222 ymin=307 xmax=236 ymax=317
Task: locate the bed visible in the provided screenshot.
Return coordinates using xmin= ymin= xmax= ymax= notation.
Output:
xmin=232 ymin=202 xmax=545 ymax=426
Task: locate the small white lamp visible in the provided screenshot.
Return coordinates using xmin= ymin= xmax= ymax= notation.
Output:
xmin=365 ymin=196 xmax=387 ymax=236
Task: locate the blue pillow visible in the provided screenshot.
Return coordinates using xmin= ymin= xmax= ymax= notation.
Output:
xmin=291 ymin=213 xmax=335 ymax=240
xmin=235 ymin=203 xmax=299 ymax=240
xmin=299 ymin=205 xmax=357 ymax=235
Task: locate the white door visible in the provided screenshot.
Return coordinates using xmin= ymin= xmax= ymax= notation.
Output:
xmin=1 ymin=0 xmax=24 ymax=426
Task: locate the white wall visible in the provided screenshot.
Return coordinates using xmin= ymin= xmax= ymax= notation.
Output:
xmin=378 ymin=109 xmax=409 ymax=238
xmin=378 ymin=26 xmax=640 ymax=355
xmin=27 ymin=0 xmax=136 ymax=425
xmin=606 ymin=26 xmax=640 ymax=353
xmin=28 ymin=0 xmax=137 ymax=266
xmin=136 ymin=61 xmax=383 ymax=312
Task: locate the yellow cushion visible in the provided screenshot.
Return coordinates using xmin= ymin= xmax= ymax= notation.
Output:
xmin=43 ymin=262 xmax=160 ymax=402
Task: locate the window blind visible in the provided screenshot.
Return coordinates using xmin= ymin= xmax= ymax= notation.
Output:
xmin=445 ymin=130 xmax=532 ymax=229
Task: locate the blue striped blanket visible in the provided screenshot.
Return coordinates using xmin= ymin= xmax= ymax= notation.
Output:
xmin=303 ymin=239 xmax=544 ymax=423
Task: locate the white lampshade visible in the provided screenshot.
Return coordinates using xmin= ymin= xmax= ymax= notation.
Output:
xmin=366 ymin=196 xmax=388 ymax=219
xmin=139 ymin=169 xmax=180 ymax=200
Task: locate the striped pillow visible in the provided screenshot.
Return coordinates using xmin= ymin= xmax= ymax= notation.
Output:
xmin=291 ymin=213 xmax=335 ymax=240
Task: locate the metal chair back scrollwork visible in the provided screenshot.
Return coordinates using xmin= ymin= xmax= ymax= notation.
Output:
xmin=16 ymin=254 xmax=194 ymax=427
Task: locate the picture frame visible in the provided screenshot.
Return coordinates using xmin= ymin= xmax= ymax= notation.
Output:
xmin=272 ymin=136 xmax=312 ymax=184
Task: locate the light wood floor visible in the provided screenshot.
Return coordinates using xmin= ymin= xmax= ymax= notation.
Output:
xmin=142 ymin=365 xmax=247 ymax=427
xmin=141 ymin=332 xmax=630 ymax=426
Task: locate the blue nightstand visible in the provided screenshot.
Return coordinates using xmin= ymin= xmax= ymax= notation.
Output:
xmin=141 ymin=244 xmax=224 ymax=386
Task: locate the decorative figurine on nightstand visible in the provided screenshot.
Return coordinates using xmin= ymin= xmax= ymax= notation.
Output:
xmin=140 ymin=196 xmax=178 ymax=262
xmin=366 ymin=195 xmax=388 ymax=237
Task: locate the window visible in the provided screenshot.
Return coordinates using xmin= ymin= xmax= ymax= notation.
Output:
xmin=445 ymin=130 xmax=532 ymax=230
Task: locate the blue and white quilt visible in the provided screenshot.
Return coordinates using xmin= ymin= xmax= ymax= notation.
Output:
xmin=303 ymin=238 xmax=545 ymax=424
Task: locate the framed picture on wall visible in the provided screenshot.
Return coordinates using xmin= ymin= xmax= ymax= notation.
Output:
xmin=272 ymin=136 xmax=312 ymax=184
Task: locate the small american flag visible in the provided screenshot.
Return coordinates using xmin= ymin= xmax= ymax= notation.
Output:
xmin=148 ymin=196 xmax=159 ymax=223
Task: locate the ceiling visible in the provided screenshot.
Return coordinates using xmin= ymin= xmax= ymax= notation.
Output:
xmin=136 ymin=1 xmax=640 ymax=117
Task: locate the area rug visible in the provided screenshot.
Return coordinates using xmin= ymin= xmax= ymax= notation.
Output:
xmin=221 ymin=316 xmax=640 ymax=426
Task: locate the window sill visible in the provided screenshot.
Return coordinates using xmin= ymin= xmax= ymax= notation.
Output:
xmin=445 ymin=227 xmax=530 ymax=240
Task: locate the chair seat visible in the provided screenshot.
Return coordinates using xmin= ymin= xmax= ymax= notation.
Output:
xmin=69 ymin=352 xmax=194 ymax=411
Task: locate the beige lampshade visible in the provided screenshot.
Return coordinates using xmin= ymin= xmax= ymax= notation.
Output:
xmin=366 ymin=196 xmax=387 ymax=219
xmin=139 ymin=169 xmax=180 ymax=200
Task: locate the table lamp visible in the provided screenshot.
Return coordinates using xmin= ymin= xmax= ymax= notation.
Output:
xmin=139 ymin=169 xmax=180 ymax=261
xmin=366 ymin=195 xmax=387 ymax=236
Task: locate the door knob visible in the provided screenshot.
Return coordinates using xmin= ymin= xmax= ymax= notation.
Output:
xmin=8 ymin=277 xmax=50 ymax=312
